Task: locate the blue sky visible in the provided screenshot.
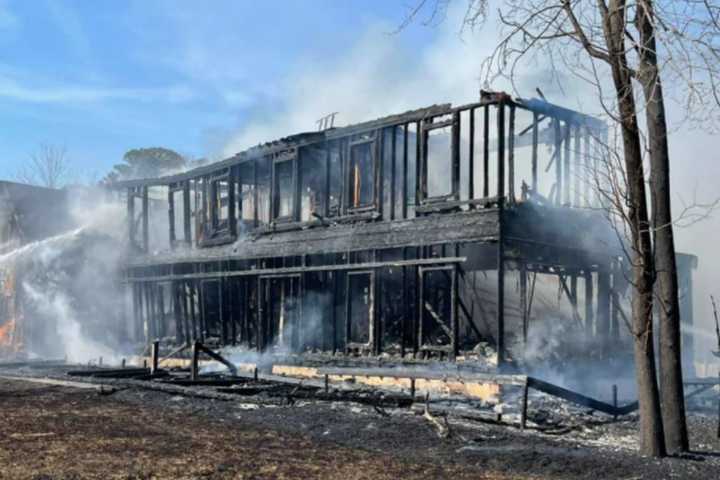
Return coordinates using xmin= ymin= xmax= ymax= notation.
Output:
xmin=0 ymin=0 xmax=437 ymax=180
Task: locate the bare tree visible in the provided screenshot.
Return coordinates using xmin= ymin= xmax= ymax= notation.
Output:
xmin=395 ymin=0 xmax=720 ymax=455
xmin=635 ymin=0 xmax=688 ymax=453
xmin=16 ymin=144 xmax=71 ymax=189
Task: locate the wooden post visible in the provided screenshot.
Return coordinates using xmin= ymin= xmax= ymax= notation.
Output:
xmin=390 ymin=125 xmax=396 ymax=220
xmin=612 ymin=383 xmax=618 ymax=420
xmin=410 ymin=378 xmax=416 ymax=401
xmin=508 ymin=105 xmax=515 ymax=202
xmin=554 ymin=120 xmax=562 ymax=205
xmin=324 ymin=374 xmax=329 ymax=393
xmin=150 ymin=340 xmax=159 ymax=374
xmin=468 ymin=108 xmax=475 ymax=204
xmin=563 ymin=123 xmax=571 ymax=205
xmin=402 ymin=123 xmax=409 ymax=219
xmin=496 ymin=102 xmax=506 ymax=368
xmin=183 ymin=181 xmax=191 ymax=245
xmin=401 ymin=247 xmax=408 ymax=357
xmin=585 ymin=271 xmax=594 ymax=337
xmin=451 ymin=262 xmax=459 ymax=361
xmin=497 ymin=102 xmax=506 ymax=199
xmin=520 ymin=262 xmax=528 ymax=344
xmin=451 ymin=111 xmax=461 ymax=200
xmin=191 ymin=340 xmax=200 ymax=381
xmin=483 ymin=105 xmax=490 ymax=198
xmin=531 ymin=112 xmax=538 ymax=192
xmin=597 ymin=268 xmax=611 ymax=350
xmin=573 ymin=124 xmax=581 ymax=207
xmin=253 ymin=160 xmax=259 ymax=227
xmin=127 ymin=187 xmax=135 ymax=245
xmin=521 ymin=380 xmax=530 ymax=430
xmin=168 ymin=186 xmax=175 ymax=248
xmin=142 ymin=185 xmax=149 ymax=252
xmin=415 ymin=120 xmax=422 ymax=210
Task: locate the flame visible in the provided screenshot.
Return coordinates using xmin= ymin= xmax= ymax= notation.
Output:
xmin=0 ymin=265 xmax=20 ymax=353
xmin=0 ymin=317 xmax=15 ymax=346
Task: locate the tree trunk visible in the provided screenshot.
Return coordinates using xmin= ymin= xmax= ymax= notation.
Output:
xmin=603 ymin=0 xmax=666 ymax=457
xmin=636 ymin=0 xmax=688 ymax=453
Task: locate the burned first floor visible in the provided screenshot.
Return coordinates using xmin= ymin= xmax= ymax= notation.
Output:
xmin=126 ymin=230 xmax=639 ymax=369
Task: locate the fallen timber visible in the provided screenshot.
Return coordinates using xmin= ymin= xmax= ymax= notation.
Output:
xmin=316 ymin=366 xmax=640 ymax=425
xmin=67 ymin=367 xmax=151 ymax=378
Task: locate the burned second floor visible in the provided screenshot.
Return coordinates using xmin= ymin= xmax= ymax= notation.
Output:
xmin=116 ymin=92 xmax=608 ymax=263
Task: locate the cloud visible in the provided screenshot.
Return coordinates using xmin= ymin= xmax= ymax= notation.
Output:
xmin=0 ymin=76 xmax=195 ymax=104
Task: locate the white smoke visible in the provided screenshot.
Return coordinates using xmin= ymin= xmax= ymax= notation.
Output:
xmin=0 ymin=185 xmax=131 ymax=363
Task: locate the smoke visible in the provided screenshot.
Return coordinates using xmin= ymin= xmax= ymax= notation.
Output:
xmin=221 ymin=9 xmax=502 ymax=157
xmin=0 ymin=185 xmax=132 ymax=363
xmin=201 ymin=290 xmax=331 ymax=374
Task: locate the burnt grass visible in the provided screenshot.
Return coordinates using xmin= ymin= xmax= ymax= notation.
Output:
xmin=0 ymin=370 xmax=718 ymax=480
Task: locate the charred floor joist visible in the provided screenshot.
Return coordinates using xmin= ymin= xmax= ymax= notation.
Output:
xmin=116 ymin=91 xmax=668 ymax=369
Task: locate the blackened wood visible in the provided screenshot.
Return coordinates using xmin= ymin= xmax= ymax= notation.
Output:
xmin=196 ymin=342 xmax=238 ymax=375
xmin=596 ymin=269 xmax=611 ymax=344
xmin=451 ymin=111 xmax=461 ymax=201
xmin=128 ymin=209 xmax=499 ymax=268
xmin=324 ymin=142 xmax=331 ymax=218
xmin=390 ymin=126 xmax=396 ymax=220
xmin=563 ymin=123 xmax=571 ymax=205
xmin=483 ymin=105 xmax=489 ymax=198
xmin=377 ymin=128 xmax=384 ymax=219
xmin=402 ymin=124 xmax=409 ymax=219
xmin=527 ymin=377 xmax=638 ymax=416
xmin=520 ymin=261 xmax=528 ymax=344
xmin=554 ymin=120 xmax=562 ymax=205
xmin=415 ymin=120 xmax=421 ymax=211
xmin=573 ymin=125 xmax=581 ymax=207
xmin=521 ymin=380 xmax=529 ymax=429
xmin=253 ymin=160 xmax=259 ymax=228
xmin=150 ymin=340 xmax=159 ymax=374
xmin=584 ymin=129 xmax=591 ymax=206
xmin=168 ymin=187 xmax=176 ymax=247
xmin=127 ymin=188 xmax=135 ymax=245
xmin=142 ymin=186 xmax=149 ymax=252
xmin=451 ymin=262 xmax=459 ymax=360
xmin=468 ymin=108 xmax=475 ymax=205
xmin=191 ymin=340 xmax=199 ymax=380
xmin=508 ymin=105 xmax=515 ymax=202
xmin=183 ymin=181 xmax=191 ymax=245
xmin=532 ymin=112 xmax=539 ymax=191
xmin=497 ymin=104 xmax=505 ymax=198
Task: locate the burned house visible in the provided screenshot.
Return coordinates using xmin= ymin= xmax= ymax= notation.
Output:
xmin=118 ymin=92 xmax=697 ymax=375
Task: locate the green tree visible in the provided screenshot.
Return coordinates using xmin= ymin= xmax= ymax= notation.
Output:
xmin=104 ymin=147 xmax=186 ymax=182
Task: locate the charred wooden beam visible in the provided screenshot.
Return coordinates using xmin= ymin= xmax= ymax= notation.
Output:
xmin=468 ymin=107 xmax=475 ymax=205
xmin=526 ymin=377 xmax=638 ymax=416
xmin=483 ymin=105 xmax=490 ymax=198
xmin=127 ymin=256 xmax=467 ymax=283
xmin=531 ymin=112 xmax=539 ymax=191
xmin=142 ymin=185 xmax=149 ymax=252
